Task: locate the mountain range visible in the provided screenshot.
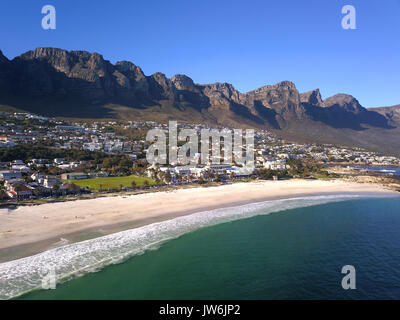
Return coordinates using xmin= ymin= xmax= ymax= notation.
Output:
xmin=0 ymin=47 xmax=399 ymax=156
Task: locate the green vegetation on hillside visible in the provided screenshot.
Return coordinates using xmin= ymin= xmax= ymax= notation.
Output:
xmin=286 ymin=159 xmax=339 ymax=179
xmin=0 ymin=144 xmax=106 ymax=162
xmin=0 ymin=144 xmax=136 ymax=175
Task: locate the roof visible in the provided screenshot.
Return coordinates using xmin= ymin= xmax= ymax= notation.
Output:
xmin=64 ymin=172 xmax=87 ymax=176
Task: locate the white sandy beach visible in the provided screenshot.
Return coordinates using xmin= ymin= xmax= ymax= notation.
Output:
xmin=0 ymin=179 xmax=397 ymax=258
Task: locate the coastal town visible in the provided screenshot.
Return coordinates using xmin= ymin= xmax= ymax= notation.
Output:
xmin=2 ymin=0 xmax=400 ymax=303
xmin=1 ymin=110 xmax=399 ymax=202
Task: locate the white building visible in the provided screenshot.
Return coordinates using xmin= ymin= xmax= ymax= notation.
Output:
xmin=263 ymin=158 xmax=287 ymax=170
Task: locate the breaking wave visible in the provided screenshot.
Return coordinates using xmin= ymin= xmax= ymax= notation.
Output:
xmin=0 ymin=194 xmax=391 ymax=299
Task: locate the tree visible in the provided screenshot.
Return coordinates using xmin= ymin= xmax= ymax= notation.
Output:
xmin=259 ymin=168 xmax=273 ymax=180
xmin=14 ymin=183 xmax=25 ymax=192
xmin=70 ymin=183 xmax=80 ymax=193
xmin=33 ymin=187 xmax=49 ymax=197
xmin=0 ymin=189 xmax=8 ymax=200
xmin=148 ymin=168 xmax=157 ymax=180
xmin=23 ymin=175 xmax=34 ymax=183
xmin=52 ymin=184 xmax=60 ymax=195
xmin=164 ymin=171 xmax=172 ymax=184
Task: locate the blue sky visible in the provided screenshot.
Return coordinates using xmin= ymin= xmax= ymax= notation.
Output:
xmin=0 ymin=0 xmax=399 ymax=107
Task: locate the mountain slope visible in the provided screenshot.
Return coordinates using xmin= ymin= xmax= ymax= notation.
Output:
xmin=0 ymin=47 xmax=399 ymax=156
xmin=370 ymin=105 xmax=400 ymax=126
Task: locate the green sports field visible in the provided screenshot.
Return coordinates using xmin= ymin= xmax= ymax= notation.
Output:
xmin=65 ymin=175 xmax=157 ymax=191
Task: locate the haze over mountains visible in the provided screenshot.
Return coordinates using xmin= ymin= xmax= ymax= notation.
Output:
xmin=0 ymin=48 xmax=399 ymax=155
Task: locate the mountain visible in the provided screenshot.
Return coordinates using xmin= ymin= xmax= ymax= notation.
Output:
xmin=300 ymin=88 xmax=323 ymax=107
xmin=370 ymin=105 xmax=400 ymax=126
xmin=0 ymin=47 xmax=399 ymax=156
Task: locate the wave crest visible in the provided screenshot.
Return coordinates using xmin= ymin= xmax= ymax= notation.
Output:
xmin=0 ymin=194 xmax=383 ymax=299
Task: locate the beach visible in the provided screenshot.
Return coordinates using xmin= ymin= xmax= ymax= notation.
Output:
xmin=0 ymin=179 xmax=397 ymax=262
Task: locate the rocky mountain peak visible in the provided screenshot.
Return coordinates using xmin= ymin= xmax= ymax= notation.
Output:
xmin=114 ymin=61 xmax=146 ymax=82
xmin=300 ymin=88 xmax=322 ymax=106
xmin=115 ymin=60 xmax=139 ymax=71
xmin=199 ymin=82 xmax=241 ymax=105
xmin=170 ymin=74 xmax=196 ymax=91
xmin=16 ymin=48 xmax=112 ymax=81
xmin=323 ymin=94 xmax=365 ymax=112
xmin=248 ymin=80 xmax=297 ymax=94
xmin=274 ymin=80 xmax=298 ymax=90
xmin=19 ymin=47 xmax=67 ymax=60
xmin=242 ymin=81 xmax=300 ymax=113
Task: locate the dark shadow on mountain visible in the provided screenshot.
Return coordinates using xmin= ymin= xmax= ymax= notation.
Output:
xmin=0 ymin=92 xmax=113 ymax=118
xmin=303 ymin=103 xmax=395 ymax=130
xmin=358 ymin=109 xmax=396 ymax=129
xmin=229 ymin=102 xmax=265 ymax=126
xmin=175 ymin=90 xmax=210 ymax=111
xmin=0 ymin=57 xmax=168 ymax=116
xmin=253 ymin=100 xmax=281 ymax=129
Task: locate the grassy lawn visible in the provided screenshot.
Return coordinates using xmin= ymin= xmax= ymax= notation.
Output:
xmin=66 ymin=175 xmax=157 ymax=191
xmin=312 ymin=173 xmax=339 ymax=180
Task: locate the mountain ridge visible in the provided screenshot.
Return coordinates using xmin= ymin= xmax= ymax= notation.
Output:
xmin=0 ymin=47 xmax=399 ymax=156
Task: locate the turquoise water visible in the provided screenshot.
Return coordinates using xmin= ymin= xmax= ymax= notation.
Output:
xmin=14 ymin=197 xmax=400 ymax=300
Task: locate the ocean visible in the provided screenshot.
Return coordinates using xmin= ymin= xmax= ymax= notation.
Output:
xmin=1 ymin=195 xmax=400 ymax=300
xmin=347 ymin=165 xmax=400 ymax=176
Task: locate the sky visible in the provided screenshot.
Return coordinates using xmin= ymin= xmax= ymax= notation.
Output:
xmin=0 ymin=0 xmax=399 ymax=108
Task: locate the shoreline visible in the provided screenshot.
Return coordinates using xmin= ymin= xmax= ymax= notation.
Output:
xmin=0 ymin=179 xmax=398 ymax=263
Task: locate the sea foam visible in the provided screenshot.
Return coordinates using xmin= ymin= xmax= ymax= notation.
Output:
xmin=0 ymin=194 xmax=387 ymax=299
